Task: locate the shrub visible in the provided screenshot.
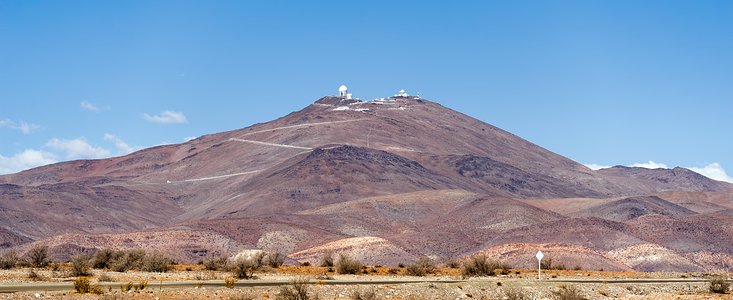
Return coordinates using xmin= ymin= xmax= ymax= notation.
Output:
xmin=98 ymin=274 xmax=114 ymax=282
xmin=443 ymin=257 xmax=460 ymax=269
xmin=110 ymin=249 xmax=145 ymax=272
xmin=462 ymin=255 xmax=501 ymax=277
xmin=90 ymin=284 xmax=104 ymax=295
xmin=709 ymin=276 xmax=730 ymax=294
xmin=503 ymin=287 xmax=529 ymax=300
xmin=277 ymin=277 xmax=317 ymax=300
xmin=71 ymin=253 xmax=92 ymax=276
xmin=141 ymin=252 xmax=172 ymax=272
xmin=253 ymin=251 xmax=267 ymax=268
xmin=0 ymin=250 xmax=18 ymax=269
xmin=319 ymin=251 xmax=334 ymax=267
xmin=268 ymin=252 xmax=285 ymax=268
xmin=27 ymin=269 xmax=45 ymax=281
xmin=406 ymin=257 xmax=436 ymax=276
xmin=350 ymin=288 xmax=377 ymax=300
xmin=74 ymin=277 xmax=91 ymax=293
xmin=26 ymin=244 xmax=49 ymax=268
xmin=231 ymin=257 xmax=258 ymax=279
xmin=121 ymin=281 xmax=133 ymax=292
xmin=336 ymin=254 xmax=363 ymax=275
xmin=204 ymin=256 xmax=228 ymax=271
xmin=225 ymin=277 xmax=237 ymax=288
xmin=552 ymin=285 xmax=588 ymax=300
xmin=92 ymin=248 xmax=115 ymax=269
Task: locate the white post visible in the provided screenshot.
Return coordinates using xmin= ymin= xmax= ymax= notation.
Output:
xmin=536 ymin=250 xmax=544 ymax=280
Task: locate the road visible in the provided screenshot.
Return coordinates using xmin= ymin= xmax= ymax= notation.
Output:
xmin=1 ymin=278 xmax=729 ymax=293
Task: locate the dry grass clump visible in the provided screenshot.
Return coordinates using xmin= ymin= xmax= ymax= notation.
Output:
xmin=336 ymin=254 xmax=363 ymax=275
xmin=709 ymin=276 xmax=730 ymax=294
xmin=503 ymin=287 xmax=529 ymax=300
xmin=350 ymin=288 xmax=378 ymax=300
xmin=552 ymin=285 xmax=587 ymax=300
xmin=406 ymin=257 xmax=436 ymax=276
xmin=230 ymin=257 xmax=259 ymax=279
xmin=277 ymin=277 xmax=319 ymax=300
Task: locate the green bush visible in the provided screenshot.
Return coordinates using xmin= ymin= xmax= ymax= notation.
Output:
xmin=709 ymin=276 xmax=730 ymax=294
xmin=335 ymin=254 xmax=362 ymax=275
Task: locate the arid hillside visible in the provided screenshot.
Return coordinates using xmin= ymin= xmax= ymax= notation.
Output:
xmin=1 ymin=93 xmax=731 ymax=271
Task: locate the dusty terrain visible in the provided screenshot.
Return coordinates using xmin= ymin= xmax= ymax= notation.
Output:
xmin=1 ymin=93 xmax=732 ymax=272
xmin=0 ymin=265 xmax=731 ymax=299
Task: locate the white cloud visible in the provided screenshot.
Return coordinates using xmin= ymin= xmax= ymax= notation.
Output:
xmin=80 ymin=101 xmax=98 ymax=111
xmin=584 ymin=163 xmax=612 ymax=170
xmin=688 ymin=163 xmax=733 ymax=183
xmin=46 ymin=137 xmax=111 ymax=160
xmin=0 ymin=119 xmax=40 ymax=134
xmin=182 ymin=136 xmax=196 ymax=142
xmin=143 ymin=111 xmax=187 ymax=124
xmin=0 ymin=149 xmax=57 ymax=175
xmin=80 ymin=101 xmax=110 ymax=112
xmin=103 ymin=133 xmax=138 ymax=155
xmin=630 ymin=160 xmax=668 ymax=169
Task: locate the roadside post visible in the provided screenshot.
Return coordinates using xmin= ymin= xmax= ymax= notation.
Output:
xmin=536 ymin=250 xmax=544 ymax=280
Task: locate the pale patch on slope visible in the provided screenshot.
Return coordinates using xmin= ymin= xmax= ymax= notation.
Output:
xmin=288 ymin=236 xmax=416 ymax=266
xmin=473 ymin=243 xmax=632 ymax=272
xmin=607 ymin=244 xmax=700 ymax=272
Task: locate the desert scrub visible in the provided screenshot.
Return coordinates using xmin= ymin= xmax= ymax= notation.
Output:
xmin=350 ymin=288 xmax=378 ymax=300
xmin=91 ymin=248 xmax=115 ymax=269
xmin=443 ymin=257 xmax=460 ymax=269
xmin=230 ymin=257 xmax=259 ymax=279
xmin=503 ymin=287 xmax=529 ymax=300
xmin=319 ymin=251 xmax=334 ymax=267
xmin=406 ymin=257 xmax=436 ymax=276
xmin=225 ymin=277 xmax=237 ymax=288
xmin=336 ymin=254 xmax=363 ymax=275
xmin=709 ymin=276 xmax=730 ymax=294
xmin=552 ymin=285 xmax=587 ymax=300
xmin=110 ymin=249 xmax=145 ymax=272
xmin=26 ymin=244 xmax=49 ymax=268
xmin=71 ymin=253 xmax=92 ymax=276
xmin=204 ymin=255 xmax=229 ymax=271
xmin=141 ymin=252 xmax=173 ymax=272
xmin=277 ymin=277 xmax=318 ymax=300
xmin=462 ymin=254 xmax=505 ymax=277
xmin=0 ymin=250 xmax=18 ymax=269
xmin=268 ymin=252 xmax=285 ymax=268
xmin=73 ymin=277 xmax=91 ymax=293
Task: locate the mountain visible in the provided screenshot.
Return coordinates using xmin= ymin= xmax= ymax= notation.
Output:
xmin=1 ymin=92 xmax=731 ymax=271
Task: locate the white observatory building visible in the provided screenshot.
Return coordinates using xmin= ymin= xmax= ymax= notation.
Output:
xmin=338 ymin=85 xmax=352 ymax=99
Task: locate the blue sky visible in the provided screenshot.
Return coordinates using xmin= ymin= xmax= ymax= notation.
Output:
xmin=1 ymin=1 xmax=731 ymax=182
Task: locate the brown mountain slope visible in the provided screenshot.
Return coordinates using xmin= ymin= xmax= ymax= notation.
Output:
xmin=0 ymin=93 xmax=731 ymax=271
xmin=574 ymin=196 xmax=696 ymax=222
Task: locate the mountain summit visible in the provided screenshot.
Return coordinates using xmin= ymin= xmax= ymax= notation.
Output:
xmin=1 ymin=89 xmax=731 ymax=272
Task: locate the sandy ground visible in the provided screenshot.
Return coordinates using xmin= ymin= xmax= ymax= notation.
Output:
xmin=0 ymin=265 xmax=730 ymax=299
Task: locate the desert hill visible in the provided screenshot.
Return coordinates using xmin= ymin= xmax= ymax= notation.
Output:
xmin=0 ymin=92 xmax=731 ymax=271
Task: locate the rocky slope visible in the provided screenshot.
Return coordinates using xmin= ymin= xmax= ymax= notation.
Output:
xmin=0 ymin=93 xmax=731 ymax=271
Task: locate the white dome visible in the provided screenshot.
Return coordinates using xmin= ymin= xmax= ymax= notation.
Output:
xmin=339 ymin=85 xmax=348 ymax=92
